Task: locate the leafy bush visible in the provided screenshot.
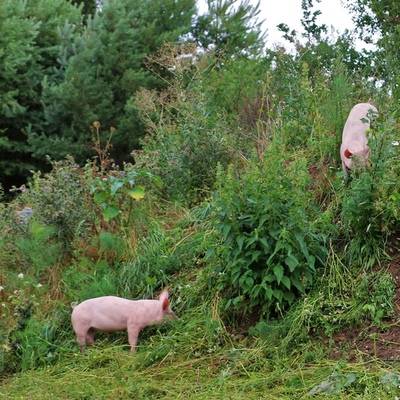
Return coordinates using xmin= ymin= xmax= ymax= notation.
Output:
xmin=117 ymin=202 xmax=214 ymax=301
xmin=63 ymin=259 xmax=117 ymax=301
xmin=19 ymin=157 xmax=94 ymax=248
xmin=136 ymin=74 xmax=236 ymax=205
xmin=15 ymin=221 xmax=61 ymax=277
xmin=90 ymin=165 xmax=146 ymax=226
xmin=211 ymin=142 xmax=327 ymax=318
xmin=4 ymin=306 xmax=73 ymax=373
xmin=341 ymin=171 xmax=382 ymax=268
xmin=340 ymin=112 xmax=400 ymax=267
xmin=118 ymin=227 xmax=179 ymax=299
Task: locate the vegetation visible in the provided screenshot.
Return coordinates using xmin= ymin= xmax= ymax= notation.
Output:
xmin=1 ymin=0 xmax=400 ymax=398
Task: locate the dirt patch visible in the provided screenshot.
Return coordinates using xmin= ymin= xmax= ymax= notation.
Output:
xmin=308 ymin=160 xmax=334 ymax=205
xmin=330 ymin=256 xmax=400 ymax=361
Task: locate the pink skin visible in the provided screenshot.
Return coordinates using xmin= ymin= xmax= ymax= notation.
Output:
xmin=71 ymin=290 xmax=176 ymax=352
xmin=340 ymin=103 xmax=378 ymax=178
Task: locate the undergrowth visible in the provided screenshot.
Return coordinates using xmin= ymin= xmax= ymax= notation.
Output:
xmin=1 ymin=45 xmax=400 ymax=400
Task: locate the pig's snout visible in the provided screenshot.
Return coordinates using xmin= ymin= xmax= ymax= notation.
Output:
xmin=167 ymin=310 xmax=178 ymax=320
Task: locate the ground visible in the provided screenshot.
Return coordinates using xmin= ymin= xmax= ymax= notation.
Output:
xmin=331 ymin=255 xmax=400 ymax=361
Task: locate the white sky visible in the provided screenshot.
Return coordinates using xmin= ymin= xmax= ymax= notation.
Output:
xmin=197 ymin=0 xmax=368 ymax=50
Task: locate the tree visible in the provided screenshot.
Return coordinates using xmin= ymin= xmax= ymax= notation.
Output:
xmin=0 ymin=0 xmax=82 ymax=189
xmin=37 ymin=0 xmax=196 ymax=164
xmin=71 ymin=0 xmax=99 ymax=17
xmin=192 ymin=0 xmax=265 ymax=58
xmin=277 ymin=0 xmax=368 ymax=78
xmin=347 ymin=0 xmax=400 ymax=96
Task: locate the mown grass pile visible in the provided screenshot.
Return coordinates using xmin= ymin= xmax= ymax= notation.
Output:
xmin=1 ymin=47 xmax=400 ymax=398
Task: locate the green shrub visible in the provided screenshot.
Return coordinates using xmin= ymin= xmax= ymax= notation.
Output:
xmin=118 ymin=203 xmax=214 ymax=300
xmin=340 ymin=111 xmax=400 ymax=268
xmin=136 ymin=76 xmax=236 ymax=205
xmin=211 ymin=142 xmax=327 ymax=318
xmin=90 ymin=166 xmax=146 ymax=227
xmin=118 ymin=227 xmax=180 ymax=298
xmin=341 ymin=171 xmax=383 ymax=268
xmin=63 ymin=259 xmax=117 ymax=301
xmin=15 ymin=221 xmax=62 ymax=277
xmin=19 ymin=157 xmax=94 ymax=248
xmin=6 ymin=306 xmax=73 ymax=372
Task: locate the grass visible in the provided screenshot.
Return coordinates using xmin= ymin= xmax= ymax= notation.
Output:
xmin=2 ymin=343 xmax=400 ymax=399
xmin=1 ymin=295 xmax=400 ymax=399
xmin=1 ymin=75 xmax=399 ymax=399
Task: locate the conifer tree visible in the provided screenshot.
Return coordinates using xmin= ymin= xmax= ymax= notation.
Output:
xmin=0 ymin=0 xmax=82 ymax=188
xmin=192 ymin=0 xmax=265 ymax=58
xmin=39 ymin=0 xmax=196 ymax=164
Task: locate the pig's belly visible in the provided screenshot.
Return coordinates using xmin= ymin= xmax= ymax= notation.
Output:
xmin=90 ymin=313 xmax=127 ymax=331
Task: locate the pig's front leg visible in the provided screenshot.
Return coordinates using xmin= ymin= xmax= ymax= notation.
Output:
xmin=127 ymin=324 xmax=140 ymax=352
xmin=342 ymin=161 xmax=349 ymax=180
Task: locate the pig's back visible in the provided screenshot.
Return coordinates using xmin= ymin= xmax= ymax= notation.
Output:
xmin=72 ymin=296 xmax=133 ymax=331
xmin=342 ymin=103 xmax=377 ymax=142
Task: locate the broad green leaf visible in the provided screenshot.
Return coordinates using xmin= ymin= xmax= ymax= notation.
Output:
xmin=295 ymin=232 xmax=310 ymax=259
xmin=267 ymin=240 xmax=285 ymax=263
xmin=291 ymin=276 xmax=305 ymax=293
xmin=94 ymin=191 xmax=108 ymax=204
xmin=380 ymin=371 xmax=400 ymax=388
xmin=245 ymin=235 xmax=258 ymax=248
xmin=273 ymin=289 xmax=283 ymax=301
xmin=273 ymin=264 xmax=284 ymax=284
xmin=308 ymin=373 xmax=357 ymax=396
xmin=99 ymin=231 xmax=123 ymax=253
xmin=259 ymin=237 xmax=269 ymax=250
xmin=103 ymin=206 xmax=120 ymax=221
xmin=263 ymin=273 xmax=275 ymax=283
xmin=285 ymin=254 xmax=299 ymax=272
xmin=264 ymin=286 xmax=273 ymax=300
xmin=281 ymin=276 xmax=291 ymax=290
xmin=283 ymin=291 xmax=295 ymax=303
xmin=128 ymin=185 xmax=145 ymax=200
xmin=236 ymin=236 xmax=244 ymax=251
xmin=245 ymin=276 xmax=254 ymax=287
xmin=258 ymin=215 xmax=268 ymax=228
xmin=252 ymin=285 xmax=261 ymax=297
xmin=222 ymin=224 xmax=231 ymax=239
xmin=111 ymin=180 xmax=124 ymax=195
xmin=307 ymin=255 xmax=316 ymax=270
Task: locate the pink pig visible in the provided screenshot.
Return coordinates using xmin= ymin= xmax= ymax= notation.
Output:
xmin=71 ymin=290 xmax=176 ymax=352
xmin=340 ymin=102 xmax=378 ymax=177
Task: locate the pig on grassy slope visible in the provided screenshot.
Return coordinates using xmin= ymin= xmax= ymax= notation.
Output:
xmin=340 ymin=102 xmax=378 ymax=178
xmin=71 ymin=290 xmax=176 ymax=352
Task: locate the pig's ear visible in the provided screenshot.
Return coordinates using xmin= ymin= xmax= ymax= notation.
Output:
xmin=162 ymin=297 xmax=169 ymax=311
xmin=159 ymin=289 xmax=169 ymax=301
xmin=344 ymin=149 xmax=353 ymax=158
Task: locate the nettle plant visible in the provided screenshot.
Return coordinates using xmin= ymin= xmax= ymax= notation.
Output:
xmin=212 ymin=144 xmax=327 ymax=317
xmin=91 ymin=167 xmax=146 ymax=227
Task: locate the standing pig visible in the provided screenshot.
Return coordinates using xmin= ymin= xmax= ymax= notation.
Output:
xmin=340 ymin=102 xmax=378 ymax=177
xmin=71 ymin=290 xmax=176 ymax=352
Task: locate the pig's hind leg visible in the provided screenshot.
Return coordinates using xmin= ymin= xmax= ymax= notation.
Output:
xmin=76 ymin=332 xmax=87 ymax=353
xmin=73 ymin=323 xmax=90 ymax=352
xmin=86 ymin=328 xmax=95 ymax=346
